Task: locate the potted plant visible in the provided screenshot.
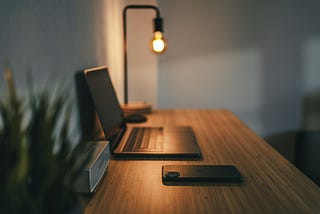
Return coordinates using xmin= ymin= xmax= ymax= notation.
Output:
xmin=0 ymin=65 xmax=89 ymax=213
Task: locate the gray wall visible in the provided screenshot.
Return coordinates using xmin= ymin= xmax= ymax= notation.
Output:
xmin=158 ymin=0 xmax=320 ymax=139
xmin=0 ymin=0 xmax=108 ymax=89
xmin=1 ymin=0 xmax=320 ymax=152
xmin=0 ymin=0 xmax=109 ymax=137
xmin=125 ymin=0 xmax=158 ymax=106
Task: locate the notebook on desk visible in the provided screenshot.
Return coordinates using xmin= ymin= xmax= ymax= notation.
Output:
xmin=84 ymin=66 xmax=202 ymax=159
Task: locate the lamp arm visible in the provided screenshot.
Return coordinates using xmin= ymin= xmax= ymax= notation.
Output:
xmin=123 ymin=5 xmax=160 ymax=18
xmin=122 ymin=5 xmax=162 ymax=105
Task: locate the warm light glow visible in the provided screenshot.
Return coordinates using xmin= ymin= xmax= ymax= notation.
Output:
xmin=151 ymin=31 xmax=167 ymax=54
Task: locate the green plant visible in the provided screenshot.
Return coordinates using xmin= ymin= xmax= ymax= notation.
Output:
xmin=0 ymin=65 xmax=88 ymax=213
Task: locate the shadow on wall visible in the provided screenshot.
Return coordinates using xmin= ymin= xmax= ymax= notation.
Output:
xmin=252 ymin=88 xmax=320 ymax=186
xmin=270 ymin=87 xmax=320 ymax=186
xmin=303 ymin=89 xmax=320 ymax=130
xmin=265 ymin=89 xmax=320 ymax=164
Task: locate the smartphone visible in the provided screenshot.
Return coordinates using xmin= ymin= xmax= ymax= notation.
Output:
xmin=162 ymin=165 xmax=243 ymax=183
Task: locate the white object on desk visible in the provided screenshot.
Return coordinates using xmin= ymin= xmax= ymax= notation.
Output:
xmin=74 ymin=141 xmax=110 ymax=193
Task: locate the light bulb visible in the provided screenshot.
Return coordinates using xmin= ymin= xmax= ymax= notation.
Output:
xmin=151 ymin=31 xmax=167 ymax=54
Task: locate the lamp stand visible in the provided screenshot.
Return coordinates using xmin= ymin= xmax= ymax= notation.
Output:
xmin=122 ymin=5 xmax=164 ymax=123
xmin=121 ymin=102 xmax=152 ymax=115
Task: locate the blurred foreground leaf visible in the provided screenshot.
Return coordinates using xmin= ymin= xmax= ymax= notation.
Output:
xmin=0 ymin=64 xmax=88 ymax=213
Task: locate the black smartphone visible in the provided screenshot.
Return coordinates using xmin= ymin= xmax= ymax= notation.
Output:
xmin=162 ymin=165 xmax=243 ymax=183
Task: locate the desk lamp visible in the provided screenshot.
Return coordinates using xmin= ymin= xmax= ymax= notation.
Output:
xmin=122 ymin=5 xmax=167 ymax=123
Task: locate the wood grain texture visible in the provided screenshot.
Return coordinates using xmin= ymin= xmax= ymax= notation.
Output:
xmin=83 ymin=109 xmax=320 ymax=214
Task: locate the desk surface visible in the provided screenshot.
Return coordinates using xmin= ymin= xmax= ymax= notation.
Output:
xmin=84 ymin=109 xmax=320 ymax=213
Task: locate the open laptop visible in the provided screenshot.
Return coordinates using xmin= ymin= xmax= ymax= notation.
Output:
xmin=84 ymin=66 xmax=202 ymax=159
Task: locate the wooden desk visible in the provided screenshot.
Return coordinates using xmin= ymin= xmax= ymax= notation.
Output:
xmin=84 ymin=109 xmax=320 ymax=213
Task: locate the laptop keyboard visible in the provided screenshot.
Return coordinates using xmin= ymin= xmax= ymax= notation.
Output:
xmin=122 ymin=127 xmax=163 ymax=152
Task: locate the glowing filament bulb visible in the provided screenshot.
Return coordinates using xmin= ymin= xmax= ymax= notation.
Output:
xmin=152 ymin=31 xmax=167 ymax=54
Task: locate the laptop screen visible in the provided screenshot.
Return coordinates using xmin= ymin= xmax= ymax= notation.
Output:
xmin=84 ymin=66 xmax=125 ymax=147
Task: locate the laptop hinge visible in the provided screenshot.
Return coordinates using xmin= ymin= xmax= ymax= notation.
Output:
xmin=110 ymin=126 xmax=127 ymax=152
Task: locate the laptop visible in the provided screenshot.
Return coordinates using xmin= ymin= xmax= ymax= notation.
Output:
xmin=84 ymin=66 xmax=202 ymax=159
